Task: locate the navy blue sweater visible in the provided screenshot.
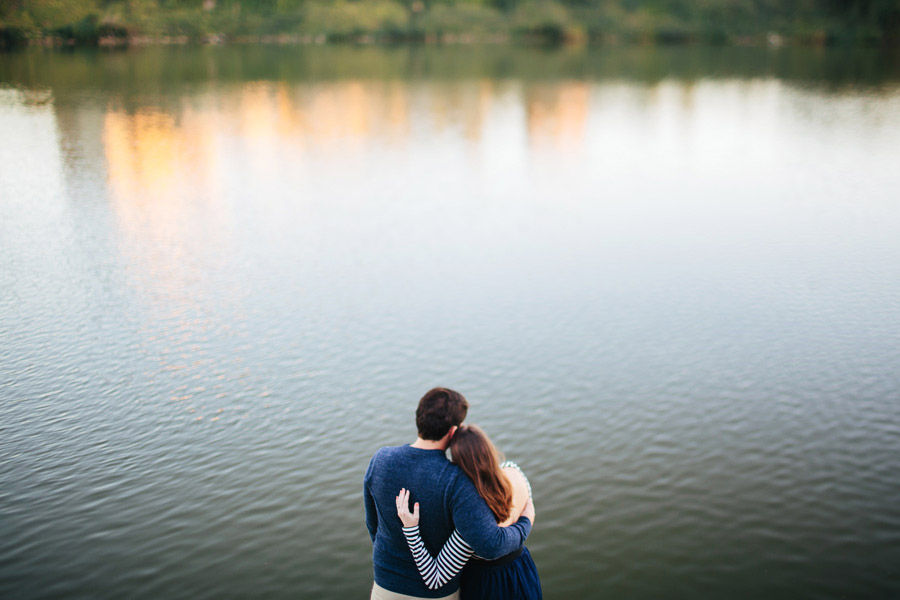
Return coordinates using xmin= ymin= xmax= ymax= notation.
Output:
xmin=364 ymin=444 xmax=532 ymax=598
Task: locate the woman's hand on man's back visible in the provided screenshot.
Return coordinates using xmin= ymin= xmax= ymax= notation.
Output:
xmin=396 ymin=488 xmax=420 ymax=527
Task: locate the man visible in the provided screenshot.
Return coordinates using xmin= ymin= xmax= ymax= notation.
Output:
xmin=364 ymin=387 xmax=534 ymax=600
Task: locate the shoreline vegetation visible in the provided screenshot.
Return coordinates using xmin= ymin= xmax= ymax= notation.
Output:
xmin=2 ymin=1 xmax=899 ymax=50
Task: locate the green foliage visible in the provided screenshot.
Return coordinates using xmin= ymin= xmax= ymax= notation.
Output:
xmin=24 ymin=0 xmax=99 ymax=31
xmin=2 ymin=0 xmax=900 ymax=46
xmin=416 ymin=4 xmax=505 ymax=36
xmin=512 ymin=0 xmax=576 ymax=42
xmin=302 ymin=1 xmax=410 ymax=38
xmin=0 ymin=0 xmax=100 ymax=40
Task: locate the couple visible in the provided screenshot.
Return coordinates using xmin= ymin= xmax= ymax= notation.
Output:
xmin=364 ymin=388 xmax=542 ymax=600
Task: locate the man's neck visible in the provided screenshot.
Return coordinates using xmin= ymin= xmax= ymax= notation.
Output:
xmin=411 ymin=436 xmax=448 ymax=451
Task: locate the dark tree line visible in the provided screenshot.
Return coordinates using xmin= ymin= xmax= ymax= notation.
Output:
xmin=2 ymin=0 xmax=899 ymax=46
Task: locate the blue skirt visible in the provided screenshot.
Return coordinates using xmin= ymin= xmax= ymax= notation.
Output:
xmin=460 ymin=546 xmax=542 ymax=600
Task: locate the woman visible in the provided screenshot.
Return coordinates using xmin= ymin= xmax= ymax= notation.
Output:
xmin=395 ymin=425 xmax=542 ymax=600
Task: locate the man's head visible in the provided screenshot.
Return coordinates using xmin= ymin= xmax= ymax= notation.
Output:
xmin=416 ymin=387 xmax=468 ymax=441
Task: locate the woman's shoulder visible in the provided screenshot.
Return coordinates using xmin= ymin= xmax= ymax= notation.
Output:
xmin=500 ymin=460 xmax=527 ymax=480
xmin=500 ymin=460 xmax=533 ymax=499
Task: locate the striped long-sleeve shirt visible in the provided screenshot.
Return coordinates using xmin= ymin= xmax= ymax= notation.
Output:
xmin=401 ymin=461 xmax=532 ymax=590
xmin=402 ymin=526 xmax=474 ymax=590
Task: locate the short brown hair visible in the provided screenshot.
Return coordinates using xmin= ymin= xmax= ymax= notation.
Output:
xmin=416 ymin=387 xmax=468 ymax=440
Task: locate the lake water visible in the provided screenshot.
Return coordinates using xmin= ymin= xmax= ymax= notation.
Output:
xmin=1 ymin=45 xmax=899 ymax=599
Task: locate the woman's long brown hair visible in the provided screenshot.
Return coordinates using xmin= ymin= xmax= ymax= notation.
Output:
xmin=450 ymin=425 xmax=513 ymax=523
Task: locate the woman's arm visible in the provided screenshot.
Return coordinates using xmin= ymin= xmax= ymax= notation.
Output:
xmin=498 ymin=461 xmax=533 ymax=527
xmin=402 ymin=526 xmax=474 ymax=590
xmin=396 ymin=488 xmax=474 ymax=590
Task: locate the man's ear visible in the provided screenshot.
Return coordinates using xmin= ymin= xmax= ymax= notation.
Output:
xmin=448 ymin=426 xmax=458 ymax=439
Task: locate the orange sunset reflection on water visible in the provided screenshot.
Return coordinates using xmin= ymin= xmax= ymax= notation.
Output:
xmin=97 ymin=78 xmax=594 ymax=383
xmin=101 ymin=79 xmax=592 ymax=201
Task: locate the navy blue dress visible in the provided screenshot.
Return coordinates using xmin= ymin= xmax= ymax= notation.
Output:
xmin=460 ymin=546 xmax=542 ymax=600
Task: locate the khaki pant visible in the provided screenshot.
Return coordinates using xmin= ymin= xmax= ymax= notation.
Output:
xmin=370 ymin=581 xmax=460 ymax=600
